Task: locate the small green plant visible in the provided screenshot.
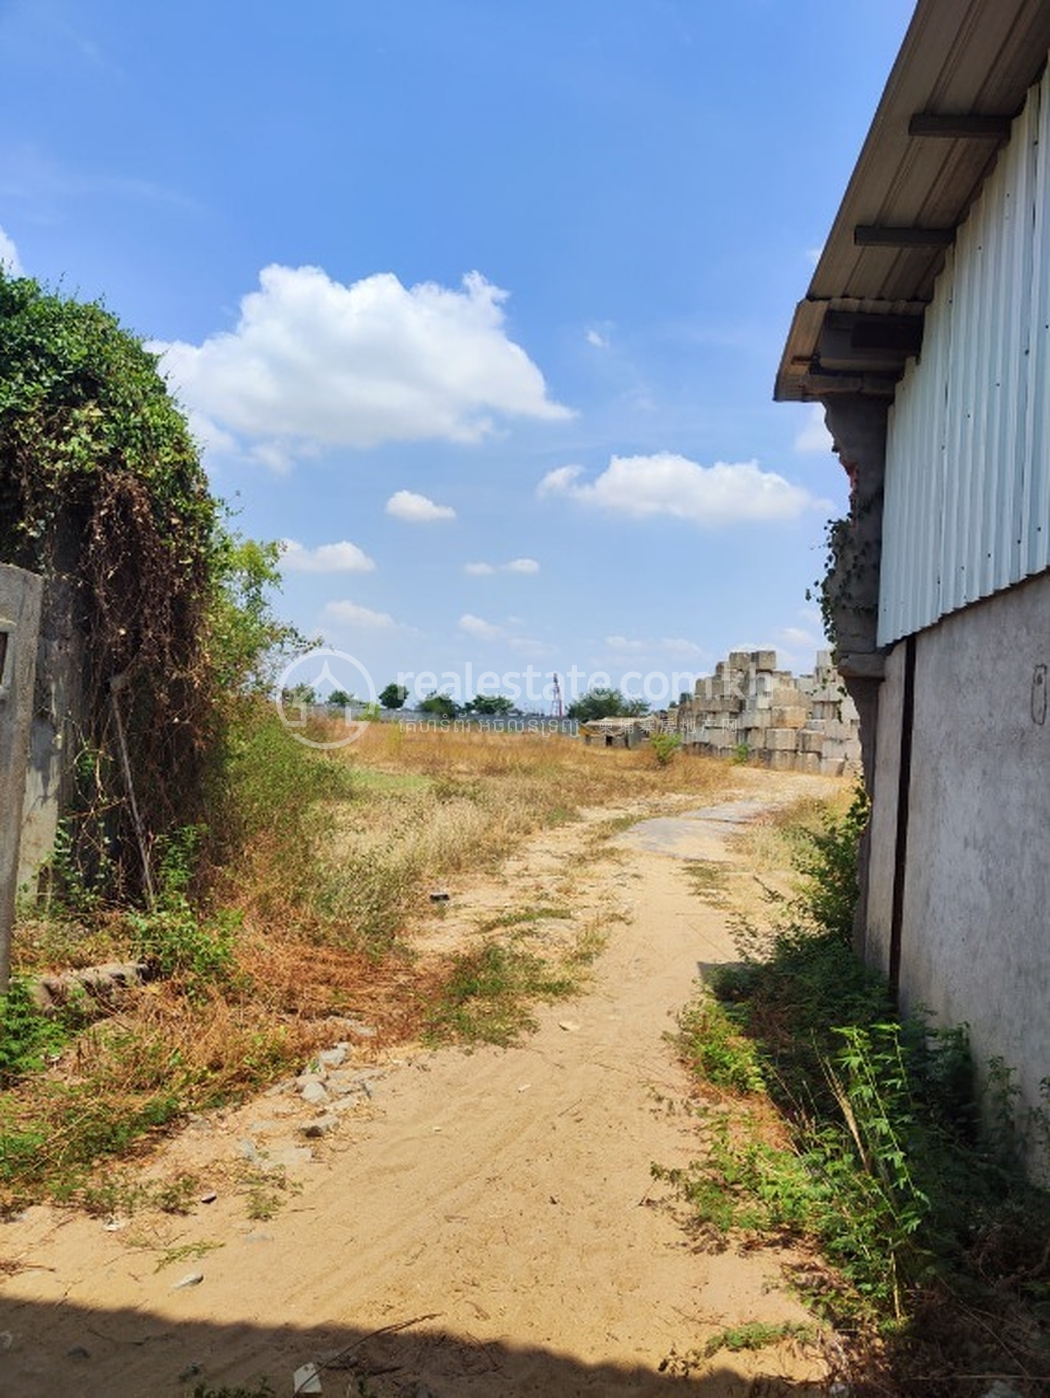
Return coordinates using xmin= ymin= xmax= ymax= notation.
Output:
xmin=424 ymin=941 xmax=575 ymax=1046
xmin=790 ymin=783 xmax=869 ymax=943
xmin=126 ymin=827 xmax=237 ymax=991
xmin=650 ymin=732 xmax=681 ymax=766
xmin=676 ymin=992 xmax=764 ymax=1095
xmin=730 ymin=741 xmax=750 ymax=765
xmin=241 ymin=1165 xmax=302 ymax=1221
xmin=0 ymin=978 xmax=68 ymax=1084
xmin=660 ymin=1320 xmax=817 ymax=1375
xmin=155 ymin=1239 xmax=224 ymax=1272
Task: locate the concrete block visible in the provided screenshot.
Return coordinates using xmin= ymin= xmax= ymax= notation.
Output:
xmin=771 ymin=705 xmax=808 ymax=729
xmin=765 ymin=728 xmax=799 ymax=752
xmin=769 ymin=750 xmax=798 ymax=771
xmin=798 ymin=752 xmax=823 ymax=775
xmin=770 ymin=685 xmax=802 ymax=707
xmin=799 ymin=729 xmax=825 ymax=754
xmin=820 ymin=756 xmax=846 ymax=777
xmin=751 ymin=649 xmax=777 ymax=672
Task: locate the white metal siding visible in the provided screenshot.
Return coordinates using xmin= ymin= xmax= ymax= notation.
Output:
xmin=879 ymin=62 xmax=1050 ymax=644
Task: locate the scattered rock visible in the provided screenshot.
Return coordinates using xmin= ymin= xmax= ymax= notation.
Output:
xmin=429 ymin=890 xmax=450 ymax=902
xmin=301 ymin=1115 xmax=339 ymax=1139
xmin=178 ymin=1362 xmax=203 ymax=1381
xmin=324 ymin=1070 xmax=366 ymax=1097
xmin=66 ymin=1345 xmax=90 ymax=1361
xmin=346 ymin=1019 xmax=377 ymax=1039
xmin=318 ymin=1046 xmax=348 ymax=1068
xmin=558 ymin=1020 xmax=581 ymax=1032
xmin=172 ymin=1272 xmax=204 ymax=1290
xmin=200 ymin=1191 xmax=217 ymax=1205
xmin=300 ymin=1079 xmax=330 ymax=1106
xmin=239 ymin=1139 xmax=261 ymax=1163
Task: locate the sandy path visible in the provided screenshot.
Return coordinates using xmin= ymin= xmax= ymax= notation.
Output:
xmin=0 ymin=769 xmax=839 ymax=1398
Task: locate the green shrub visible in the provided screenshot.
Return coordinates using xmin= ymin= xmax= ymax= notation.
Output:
xmin=0 ymin=978 xmax=68 ymax=1084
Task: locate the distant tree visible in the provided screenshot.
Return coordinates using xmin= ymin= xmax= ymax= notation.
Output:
xmin=379 ymin=682 xmax=409 ymax=710
xmin=567 ymin=687 xmax=649 ymax=721
xmin=281 ymin=682 xmax=317 ymax=707
xmin=418 ymin=691 xmax=459 ymax=719
xmin=328 ymin=689 xmax=355 ymax=707
xmin=466 ymin=694 xmax=515 ymax=716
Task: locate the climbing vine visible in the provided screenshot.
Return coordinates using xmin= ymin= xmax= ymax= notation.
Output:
xmin=0 ymin=272 xmax=220 ymax=900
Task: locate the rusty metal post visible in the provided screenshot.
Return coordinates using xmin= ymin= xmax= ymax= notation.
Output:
xmin=0 ymin=564 xmax=44 ymax=991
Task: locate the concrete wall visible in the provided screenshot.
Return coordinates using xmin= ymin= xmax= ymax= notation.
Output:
xmin=17 ymin=574 xmax=86 ymax=892
xmin=865 ymin=572 xmax=1050 ymax=1172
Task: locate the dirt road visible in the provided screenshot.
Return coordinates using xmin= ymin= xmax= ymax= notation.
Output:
xmin=1 ymin=768 xmax=840 ymax=1397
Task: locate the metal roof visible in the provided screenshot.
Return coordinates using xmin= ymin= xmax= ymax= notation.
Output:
xmin=775 ymin=0 xmax=1050 ymax=402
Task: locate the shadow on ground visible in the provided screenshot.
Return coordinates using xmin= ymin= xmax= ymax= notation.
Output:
xmin=0 ymin=1292 xmax=831 ymax=1397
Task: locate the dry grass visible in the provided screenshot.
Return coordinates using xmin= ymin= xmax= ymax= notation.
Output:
xmin=3 ymin=717 xmax=732 ymax=1207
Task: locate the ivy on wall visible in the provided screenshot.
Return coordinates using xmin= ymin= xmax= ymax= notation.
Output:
xmin=0 ymin=273 xmax=220 ymax=900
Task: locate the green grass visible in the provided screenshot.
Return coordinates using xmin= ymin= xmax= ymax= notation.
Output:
xmin=475 ymin=905 xmax=573 ymax=933
xmin=660 ymin=1320 xmax=818 ymax=1376
xmin=424 ymin=941 xmax=576 ymax=1046
xmin=661 ymin=795 xmax=1050 ymax=1390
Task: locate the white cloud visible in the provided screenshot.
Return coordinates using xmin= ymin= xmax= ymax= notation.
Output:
xmin=281 ymin=538 xmax=376 ymax=573
xmin=325 ymin=600 xmax=398 ymax=629
xmin=538 ymin=452 xmax=823 ymax=525
xmin=386 ymin=489 xmax=456 ymax=523
xmin=466 ymin=557 xmax=539 ymax=575
xmin=536 ymin=464 xmax=584 ymax=499
xmin=459 ymin=613 xmax=505 ymax=641
xmin=605 ymin=634 xmax=706 ymax=658
xmin=155 ymin=265 xmax=572 ymax=469
xmin=0 ymin=226 xmax=22 ymax=275
xmin=794 ymin=404 xmax=834 ymax=455
xmin=586 ymin=328 xmax=608 ymax=348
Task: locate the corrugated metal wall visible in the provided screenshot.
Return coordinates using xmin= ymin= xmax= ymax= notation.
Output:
xmin=879 ymin=61 xmax=1050 ymax=645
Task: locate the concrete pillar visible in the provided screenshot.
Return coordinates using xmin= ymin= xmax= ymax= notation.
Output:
xmin=821 ymin=393 xmax=890 ymax=788
xmin=0 ymin=564 xmax=44 ymax=990
xmin=821 ymin=394 xmax=891 ymax=954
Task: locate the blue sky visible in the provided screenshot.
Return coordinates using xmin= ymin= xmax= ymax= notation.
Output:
xmin=0 ymin=0 xmax=915 ymax=710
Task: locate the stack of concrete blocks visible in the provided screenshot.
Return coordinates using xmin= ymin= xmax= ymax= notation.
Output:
xmin=673 ymin=649 xmax=860 ymax=776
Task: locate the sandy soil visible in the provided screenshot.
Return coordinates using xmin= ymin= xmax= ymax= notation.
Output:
xmin=0 ymin=766 xmax=843 ymax=1398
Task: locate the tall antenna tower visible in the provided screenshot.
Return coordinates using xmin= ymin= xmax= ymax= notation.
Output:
xmin=550 ymin=672 xmax=564 ymax=718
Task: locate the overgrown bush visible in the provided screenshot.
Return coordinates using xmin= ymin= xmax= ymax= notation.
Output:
xmin=672 ymin=794 xmax=1050 ymax=1388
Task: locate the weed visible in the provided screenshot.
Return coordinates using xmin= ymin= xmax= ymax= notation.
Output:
xmin=650 ymin=732 xmax=681 ymax=766
xmin=475 ymin=905 xmax=573 ymax=933
xmin=0 ymin=977 xmax=68 ymax=1084
xmin=424 ymin=941 xmax=575 ymax=1046
xmin=241 ymin=1166 xmax=302 ymax=1221
xmin=790 ymin=783 xmax=869 ymax=944
xmin=660 ymin=1320 xmax=817 ymax=1375
xmin=154 ymin=1239 xmax=224 ymax=1272
xmin=664 ymin=793 xmax=1050 ymax=1389
xmin=676 ymin=993 xmax=764 ymax=1095
xmin=683 ymin=859 xmax=730 ymax=907
xmin=730 ymin=741 xmax=751 ymax=765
